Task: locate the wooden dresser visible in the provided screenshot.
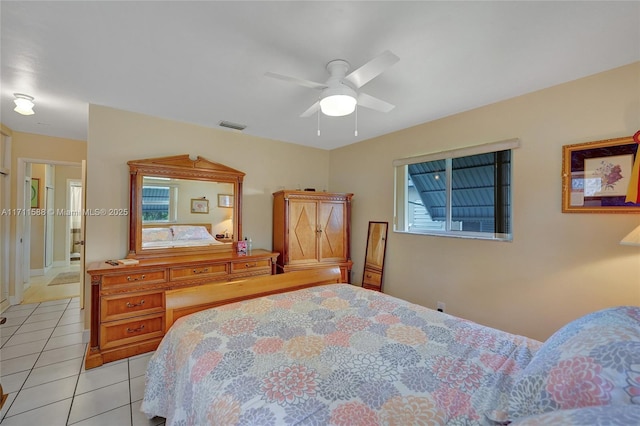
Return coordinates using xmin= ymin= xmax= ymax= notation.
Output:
xmin=273 ymin=190 xmax=353 ymax=282
xmin=85 ymin=249 xmax=278 ymax=369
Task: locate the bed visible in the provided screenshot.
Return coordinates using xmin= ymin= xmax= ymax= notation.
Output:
xmin=141 ymin=223 xmax=225 ymax=248
xmin=141 ymin=270 xmax=640 ymax=425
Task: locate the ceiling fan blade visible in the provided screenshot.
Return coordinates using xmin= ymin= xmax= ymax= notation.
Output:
xmin=357 ymin=92 xmax=395 ymax=113
xmin=265 ymin=72 xmax=327 ymax=90
xmin=300 ymin=100 xmax=320 ymax=118
xmin=344 ymin=50 xmax=400 ymax=89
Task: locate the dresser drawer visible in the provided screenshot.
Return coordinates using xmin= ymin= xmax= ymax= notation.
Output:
xmin=362 ymin=269 xmax=382 ymax=287
xmin=102 ymin=269 xmax=167 ymax=287
xmin=100 ymin=313 xmax=165 ymax=349
xmin=100 ymin=291 xmax=164 ymax=322
xmin=170 ymin=263 xmax=228 ymax=281
xmin=230 ymin=259 xmax=271 ymax=274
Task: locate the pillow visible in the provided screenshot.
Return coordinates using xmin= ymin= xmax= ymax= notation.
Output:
xmin=510 ymin=404 xmax=640 ymax=425
xmin=141 ymin=227 xmax=172 ymax=242
xmin=508 ymin=306 xmax=640 ymax=418
xmin=170 ymin=225 xmax=214 ymax=241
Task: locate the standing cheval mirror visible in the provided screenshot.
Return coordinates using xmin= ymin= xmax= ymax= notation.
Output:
xmin=362 ymin=221 xmax=388 ymax=292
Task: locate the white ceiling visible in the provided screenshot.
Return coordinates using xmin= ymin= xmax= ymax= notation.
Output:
xmin=1 ymin=1 xmax=639 ymax=150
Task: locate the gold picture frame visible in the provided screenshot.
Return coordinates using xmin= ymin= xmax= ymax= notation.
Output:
xmin=562 ymin=135 xmax=640 ymax=213
xmin=218 ymin=194 xmax=233 ymax=208
xmin=190 ymin=198 xmax=209 ymax=214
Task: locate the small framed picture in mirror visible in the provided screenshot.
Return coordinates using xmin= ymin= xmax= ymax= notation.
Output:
xmin=218 ymin=194 xmax=233 ymax=208
xmin=190 ymin=198 xmax=209 ymax=214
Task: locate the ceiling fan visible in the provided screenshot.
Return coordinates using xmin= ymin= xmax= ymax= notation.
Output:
xmin=265 ymin=50 xmax=399 ymax=118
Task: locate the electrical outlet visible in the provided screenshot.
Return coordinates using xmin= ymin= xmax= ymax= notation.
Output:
xmin=437 ymin=301 xmax=446 ymax=312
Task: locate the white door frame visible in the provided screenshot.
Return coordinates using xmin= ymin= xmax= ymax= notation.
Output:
xmin=14 ymin=157 xmax=82 ymax=305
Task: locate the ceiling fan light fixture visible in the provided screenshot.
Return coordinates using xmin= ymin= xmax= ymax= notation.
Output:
xmin=319 ymin=85 xmax=357 ymax=117
xmin=320 ymin=94 xmax=357 ymax=117
xmin=14 ymin=93 xmax=35 ymax=115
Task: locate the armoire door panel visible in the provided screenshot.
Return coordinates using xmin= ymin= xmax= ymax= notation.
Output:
xmin=319 ymin=202 xmax=346 ymax=261
xmin=289 ymin=201 xmax=318 ymax=263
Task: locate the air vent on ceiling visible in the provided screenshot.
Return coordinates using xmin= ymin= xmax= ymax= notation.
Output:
xmin=219 ymin=120 xmax=246 ymax=131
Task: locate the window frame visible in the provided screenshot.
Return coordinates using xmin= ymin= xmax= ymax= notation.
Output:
xmin=141 ymin=181 xmax=178 ymax=223
xmin=393 ymin=138 xmax=520 ymax=241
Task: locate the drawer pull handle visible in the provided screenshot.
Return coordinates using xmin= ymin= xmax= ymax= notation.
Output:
xmin=126 ymin=325 xmax=145 ymax=333
xmin=366 ymin=274 xmax=372 ymax=278
xmin=192 ymin=268 xmax=209 ymax=274
xmin=126 ymin=300 xmax=145 ymax=308
xmin=245 ymin=263 xmax=258 ymax=268
xmin=126 ymin=274 xmax=145 ymax=281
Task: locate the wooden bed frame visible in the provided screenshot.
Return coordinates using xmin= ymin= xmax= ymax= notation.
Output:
xmin=165 ymin=267 xmax=342 ymax=329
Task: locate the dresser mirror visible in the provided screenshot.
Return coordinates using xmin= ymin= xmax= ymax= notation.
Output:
xmin=128 ymin=155 xmax=244 ymax=258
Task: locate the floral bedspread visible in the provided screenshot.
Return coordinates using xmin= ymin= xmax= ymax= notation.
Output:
xmin=141 ymin=284 xmax=541 ymax=425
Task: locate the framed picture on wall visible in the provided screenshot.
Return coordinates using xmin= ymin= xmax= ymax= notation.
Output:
xmin=218 ymin=194 xmax=233 ymax=208
xmin=562 ymin=134 xmax=640 ymax=213
xmin=190 ymin=198 xmax=209 ymax=214
xmin=31 ymin=178 xmax=40 ymax=208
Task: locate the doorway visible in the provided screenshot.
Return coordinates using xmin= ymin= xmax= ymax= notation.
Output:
xmin=15 ymin=159 xmax=84 ymax=305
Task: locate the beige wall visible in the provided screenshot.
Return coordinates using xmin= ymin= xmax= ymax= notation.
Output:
xmin=85 ymin=105 xmax=331 ymax=320
xmin=329 ymin=62 xmax=640 ymax=341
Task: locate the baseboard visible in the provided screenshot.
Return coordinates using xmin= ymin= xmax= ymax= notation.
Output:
xmin=53 ymin=260 xmax=68 ymax=267
xmin=30 ymin=268 xmax=44 ymax=277
xmin=82 ymin=329 xmax=91 ymax=344
xmin=9 ymin=295 xmax=21 ymax=305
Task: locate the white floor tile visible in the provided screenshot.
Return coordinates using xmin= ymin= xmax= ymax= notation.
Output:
xmin=24 ymin=357 xmax=83 ymax=389
xmin=51 ymin=322 xmax=84 ymax=338
xmin=68 ymin=380 xmax=130 ymax=424
xmin=132 ymin=400 xmax=166 ymax=426
xmin=44 ymin=332 xmax=84 ymax=351
xmin=0 ymin=338 xmax=48 ymax=360
xmin=40 ymin=299 xmax=71 ymax=307
xmin=0 ymin=370 xmax=29 ymax=393
xmin=70 ymin=404 xmax=132 ymax=426
xmin=130 ymin=375 xmax=146 ymax=403
xmin=0 ymin=310 xmax=34 ymax=320
xmin=3 ymin=303 xmax=38 ymax=312
xmin=15 ymin=318 xmax=58 ymax=334
xmin=35 ymin=343 xmax=86 ymax=368
xmin=33 ymin=304 xmax=68 ymax=315
xmin=0 ymin=392 xmax=17 ymax=419
xmin=6 ymin=375 xmax=76 ymax=417
xmin=75 ymin=360 xmax=129 ymax=395
xmin=0 ymin=316 xmax=26 ymax=328
xmin=24 ymin=311 xmax=64 ymax=324
xmin=129 ymin=352 xmax=154 ymax=378
xmin=58 ymin=315 xmax=83 ymax=326
xmin=3 ymin=327 xmax=54 ymax=347
xmin=0 ymin=353 xmax=39 ymax=375
xmin=1 ymin=398 xmax=72 ymax=426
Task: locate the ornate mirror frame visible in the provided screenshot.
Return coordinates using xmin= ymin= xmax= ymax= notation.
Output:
xmin=128 ymin=154 xmax=244 ymax=259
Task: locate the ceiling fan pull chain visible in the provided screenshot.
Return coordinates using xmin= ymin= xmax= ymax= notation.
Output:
xmin=317 ymin=106 xmax=321 ymax=136
xmin=354 ymin=104 xmax=358 ymax=136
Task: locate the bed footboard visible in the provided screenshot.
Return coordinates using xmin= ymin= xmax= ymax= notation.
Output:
xmin=165 ymin=267 xmax=342 ymax=329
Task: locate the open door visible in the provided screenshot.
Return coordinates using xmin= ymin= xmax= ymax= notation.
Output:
xmin=79 ymin=160 xmax=86 ymax=309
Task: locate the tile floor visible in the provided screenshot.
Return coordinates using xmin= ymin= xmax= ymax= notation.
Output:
xmin=0 ymin=297 xmax=165 ymax=425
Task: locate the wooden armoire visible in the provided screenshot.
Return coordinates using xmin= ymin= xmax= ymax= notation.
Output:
xmin=273 ymin=190 xmax=353 ymax=283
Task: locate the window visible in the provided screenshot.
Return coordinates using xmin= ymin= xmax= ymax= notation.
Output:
xmin=394 ymin=139 xmax=520 ymax=241
xmin=142 ymin=183 xmax=177 ymax=222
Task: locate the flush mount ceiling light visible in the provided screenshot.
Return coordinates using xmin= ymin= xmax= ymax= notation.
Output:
xmin=319 ymin=85 xmax=357 ymax=117
xmin=14 ymin=93 xmax=35 ymax=115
